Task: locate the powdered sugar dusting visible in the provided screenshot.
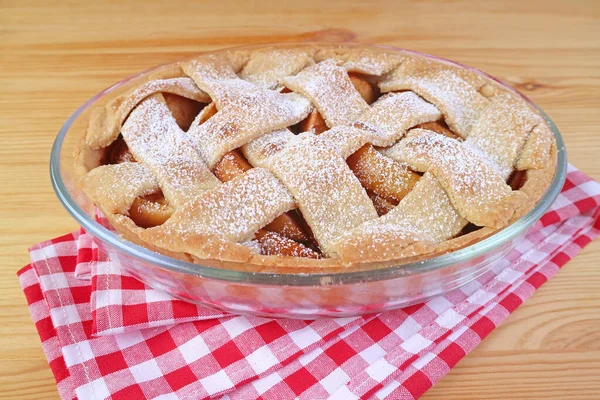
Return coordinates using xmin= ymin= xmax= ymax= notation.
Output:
xmin=318 ymin=126 xmax=369 ymax=159
xmin=83 ymin=162 xmax=160 ymax=214
xmin=184 ymin=58 xmax=312 ymax=168
xmin=188 ymin=91 xmax=310 ymax=168
xmin=356 ymin=91 xmax=441 ymax=146
xmin=84 ymin=45 xmax=548 ymax=264
xmin=314 ymin=47 xmax=402 ymax=76
xmin=255 ymin=231 xmax=319 ymax=258
xmin=317 ymin=92 xmax=441 ymax=159
xmin=243 ymin=129 xmax=295 ymax=165
xmin=157 ymin=168 xmax=295 ymax=242
xmin=342 ymin=52 xmax=403 ymax=75
xmin=379 ymin=58 xmax=489 ymax=137
xmin=465 ymin=93 xmax=540 ymax=180
xmin=385 ymin=129 xmax=515 ymax=227
xmin=240 ymin=48 xmax=314 ymax=89
xmin=332 ymin=172 xmax=467 ymax=260
xmin=260 ymin=132 xmax=378 ymax=256
xmin=281 ymin=59 xmax=368 ymax=127
xmin=240 ymin=240 xmax=262 ymax=254
xmin=121 ymin=95 xmax=220 ymax=207
xmin=516 ymin=124 xmax=553 ymax=170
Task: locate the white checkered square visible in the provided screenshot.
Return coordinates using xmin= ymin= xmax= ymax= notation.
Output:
xmin=289 ymin=326 xmax=322 ymax=349
xmin=145 ymin=289 xmax=176 ymax=302
xmin=221 ymin=316 xmax=254 ymax=339
xmin=95 ymin=289 xmax=123 ymax=306
xmin=62 ymin=340 xmax=95 ymax=367
xmin=374 ymin=378 xmax=401 ymax=399
xmin=29 ymin=245 xmax=57 ymax=262
xmin=366 ymin=358 xmax=397 ymax=381
xmin=394 ymin=316 xmax=422 ymax=340
xmin=435 ymin=308 xmax=463 ymax=330
xmin=580 ymin=180 xmax=600 ymax=196
xmin=130 ymin=358 xmax=163 ymax=382
xmin=330 ymin=385 xmax=359 ymax=400
xmin=320 ymin=368 xmax=350 ymax=394
xmin=75 ymin=377 xmax=111 ymax=400
xmin=358 ymin=343 xmax=386 ymax=364
xmin=469 ymin=291 xmax=496 ymax=306
xmin=412 ymin=352 xmax=436 ymax=369
xmin=252 ymin=371 xmax=283 ymax=395
xmin=200 ymin=370 xmax=234 ymax=395
xmin=49 ymin=304 xmax=81 ymax=328
xmin=400 ymin=333 xmax=432 ymax=354
xmin=426 ymin=296 xmax=454 ymax=315
xmin=153 ymin=393 xmax=180 ymax=400
xmin=246 ymin=345 xmax=280 ymax=374
xmin=40 ymin=272 xmax=70 ymax=290
xmin=179 ymin=336 xmax=210 ymax=364
xmin=299 ymin=347 xmax=323 ymax=366
xmin=115 ymin=330 xmax=147 ymax=350
xmin=497 ymin=268 xmax=524 ymax=284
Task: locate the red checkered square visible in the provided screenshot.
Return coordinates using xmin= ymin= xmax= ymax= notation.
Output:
xmin=36 ymin=317 xmax=56 ymax=342
xmin=255 ymin=321 xmax=288 ymax=344
xmin=173 ymin=300 xmax=202 ymax=319
xmin=285 ymin=368 xmax=319 ymax=396
xmin=70 ymin=285 xmax=92 ymax=304
xmin=403 ymin=370 xmax=432 ymax=398
xmin=49 ymin=357 xmax=70 ymax=384
xmin=324 ymin=340 xmax=357 ymax=365
xmin=121 ymin=275 xmax=146 ymax=290
xmin=23 ymin=283 xmax=44 ymax=304
xmin=51 ymin=232 xmax=77 ymax=244
xmin=194 ymin=318 xmax=222 ymax=334
xmin=112 ymin=384 xmax=146 ymax=400
xmin=550 ymin=251 xmax=571 ymax=268
xmin=212 ymin=340 xmax=245 ymax=368
xmin=97 ymin=351 xmax=129 ymax=375
xmin=165 ymin=365 xmax=198 ymax=391
xmin=437 ymin=342 xmax=466 ymax=369
xmin=146 ymin=331 xmax=177 ymax=358
xmin=498 ymin=292 xmax=522 ymax=313
xmin=402 ymin=303 xmax=423 ymax=316
xmin=121 ymin=304 xmax=149 ymax=327
xmin=526 ymin=271 xmax=548 ymax=289
xmin=362 ymin=318 xmax=393 ymax=342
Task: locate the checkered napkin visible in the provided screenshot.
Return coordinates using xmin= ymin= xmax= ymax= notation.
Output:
xmin=18 ymin=165 xmax=600 ymax=400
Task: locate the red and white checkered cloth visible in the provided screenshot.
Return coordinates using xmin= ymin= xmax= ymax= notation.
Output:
xmin=19 ymin=165 xmax=600 ymax=400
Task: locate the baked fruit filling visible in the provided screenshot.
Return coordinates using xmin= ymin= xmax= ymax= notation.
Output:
xmin=80 ymin=46 xmax=556 ymax=268
xmin=103 ymin=74 xmax=461 ymax=258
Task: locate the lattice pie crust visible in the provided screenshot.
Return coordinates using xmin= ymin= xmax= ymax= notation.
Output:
xmin=75 ymin=45 xmax=556 ymax=272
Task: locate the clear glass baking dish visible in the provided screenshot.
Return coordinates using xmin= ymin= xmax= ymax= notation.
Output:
xmin=50 ymin=43 xmax=567 ymax=318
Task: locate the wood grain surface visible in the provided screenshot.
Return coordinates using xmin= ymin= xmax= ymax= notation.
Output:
xmin=1 ymin=0 xmax=599 ymax=398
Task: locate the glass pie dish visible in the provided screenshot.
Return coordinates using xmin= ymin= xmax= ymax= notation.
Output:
xmin=50 ymin=43 xmax=567 ymax=318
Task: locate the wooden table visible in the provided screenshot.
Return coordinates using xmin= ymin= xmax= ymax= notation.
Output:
xmin=1 ymin=0 xmax=599 ymax=398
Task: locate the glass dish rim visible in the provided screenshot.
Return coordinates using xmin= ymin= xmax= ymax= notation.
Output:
xmin=50 ymin=42 xmax=568 ymax=286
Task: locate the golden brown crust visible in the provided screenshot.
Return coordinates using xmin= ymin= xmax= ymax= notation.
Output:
xmin=313 ymin=47 xmax=403 ymax=75
xmin=76 ymin=44 xmax=558 ymax=273
xmin=281 ymin=59 xmax=368 ymax=128
xmin=385 ymin=129 xmax=529 ymax=228
xmin=379 ymin=56 xmax=489 ymax=137
xmin=240 ymin=47 xmax=316 ymax=89
xmin=516 ymin=123 xmax=555 ymax=171
xmin=81 ymin=163 xmax=159 ymax=214
xmin=86 ymin=77 xmax=210 ymax=149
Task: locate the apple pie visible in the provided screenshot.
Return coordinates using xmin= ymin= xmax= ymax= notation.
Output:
xmin=75 ymin=44 xmax=557 ymax=272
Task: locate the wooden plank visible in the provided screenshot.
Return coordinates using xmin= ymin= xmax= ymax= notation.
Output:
xmin=1 ymin=0 xmax=598 ymax=398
